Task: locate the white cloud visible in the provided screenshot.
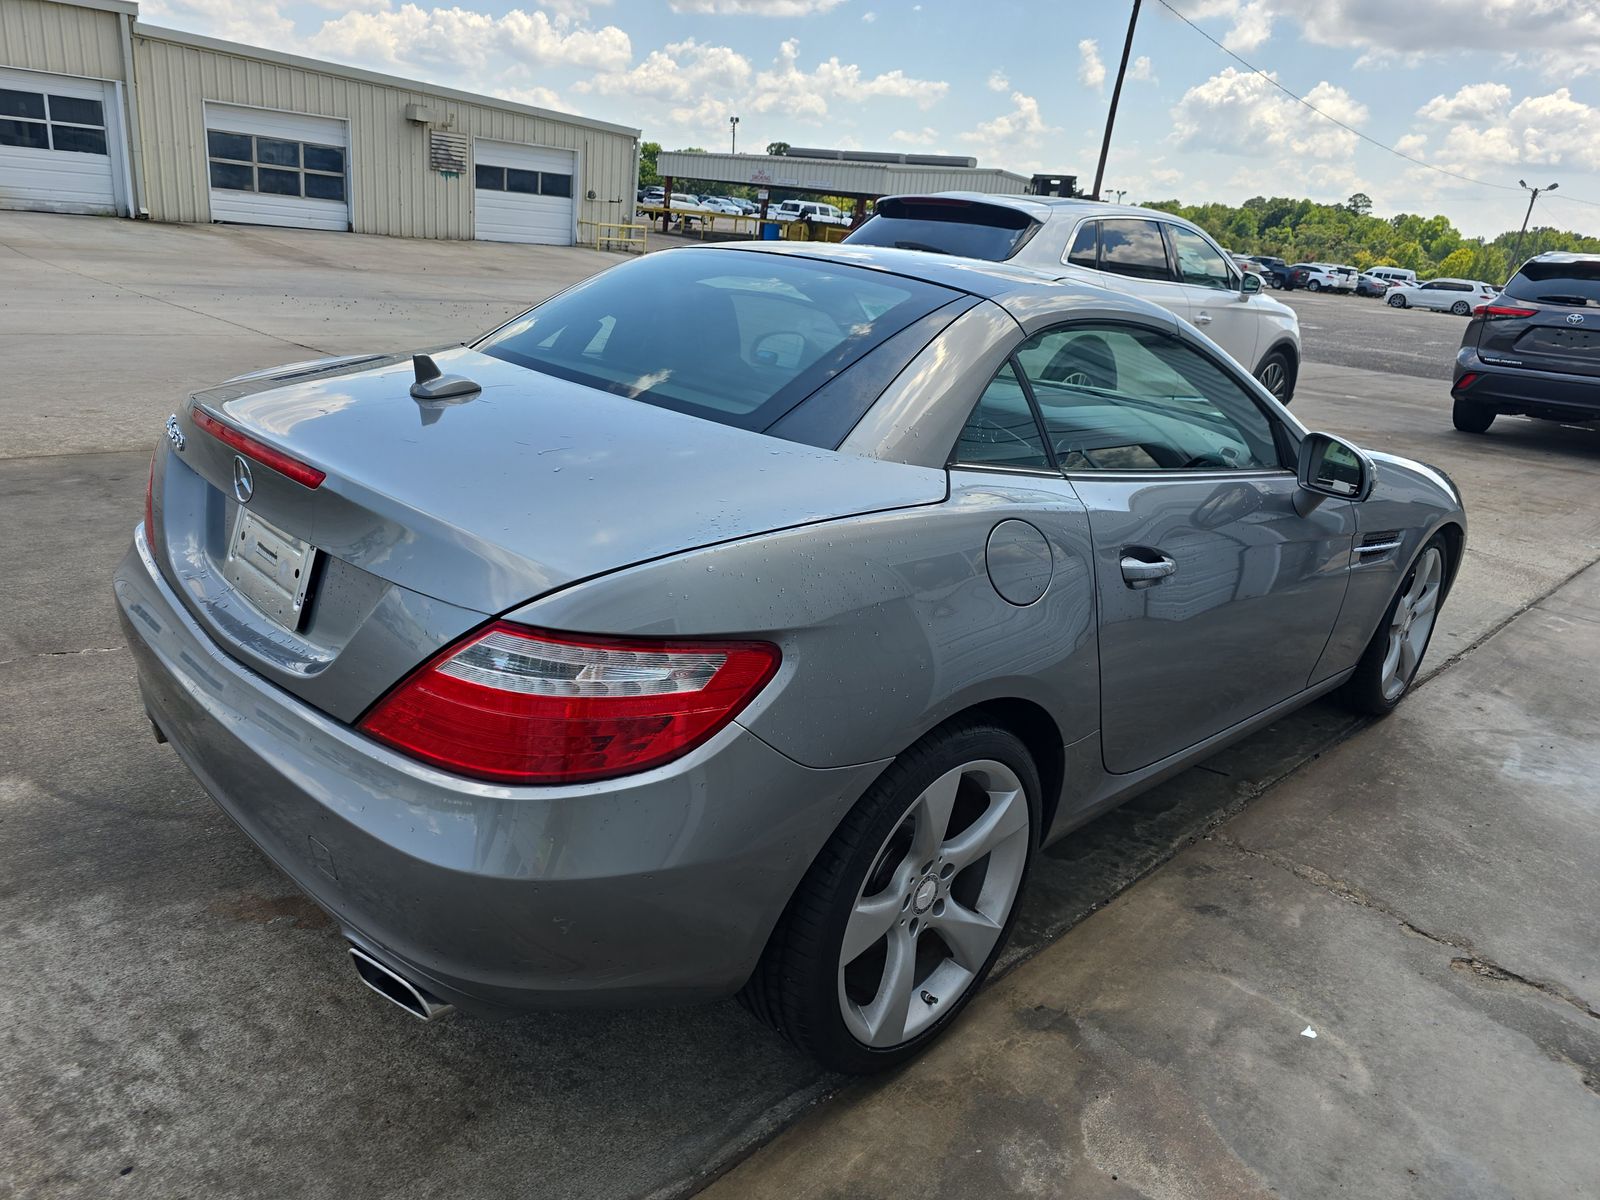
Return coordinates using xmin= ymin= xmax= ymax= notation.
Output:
xmin=958 ymin=90 xmax=1058 ymax=171
xmin=139 ymin=0 xmax=296 ymax=45
xmin=890 ymin=126 xmax=940 ymax=147
xmin=1417 ymin=82 xmax=1513 ymax=124
xmin=861 ymin=9 xmax=876 ymax=20
xmin=1170 ymin=66 xmax=1368 ymax=160
xmin=746 ymin=38 xmax=947 ymax=117
xmin=581 ymin=38 xmax=751 ymax=101
xmin=1128 ymin=55 xmax=1154 ymax=82
xmin=1417 ymin=84 xmax=1600 ymax=173
xmin=495 ymin=84 xmax=565 ymax=110
xmin=312 ymin=5 xmax=632 ymax=73
xmin=668 ymin=0 xmax=847 ymax=13
xmin=1173 ymin=0 xmax=1600 ymax=77
xmin=987 ymin=70 xmax=1010 ymax=93
xmin=1077 ymin=39 xmax=1105 ymax=90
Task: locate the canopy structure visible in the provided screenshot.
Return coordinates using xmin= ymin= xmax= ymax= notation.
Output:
xmin=654 ymin=148 xmax=1034 ymax=227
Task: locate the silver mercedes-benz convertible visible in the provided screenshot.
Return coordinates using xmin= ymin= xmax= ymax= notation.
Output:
xmin=116 ymin=242 xmax=1464 ymax=1073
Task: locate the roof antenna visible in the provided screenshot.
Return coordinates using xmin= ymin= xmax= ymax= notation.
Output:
xmin=410 ymin=353 xmax=480 ymax=402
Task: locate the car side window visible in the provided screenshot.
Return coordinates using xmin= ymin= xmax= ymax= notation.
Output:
xmin=951 ymin=362 xmax=1052 ymax=471
xmin=1067 ymin=221 xmax=1098 ymax=268
xmin=1013 ymin=325 xmax=1282 ymax=472
xmin=1098 ymin=219 xmax=1172 ymax=282
xmin=1167 ymin=225 xmax=1234 ymax=290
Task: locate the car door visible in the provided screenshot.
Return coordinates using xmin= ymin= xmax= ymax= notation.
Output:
xmin=1164 ymin=223 xmax=1260 ymax=370
xmin=1416 ymin=281 xmax=1452 ymax=311
xmin=1010 ymin=321 xmax=1357 ymax=773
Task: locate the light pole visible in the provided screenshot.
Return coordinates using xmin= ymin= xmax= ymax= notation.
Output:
xmin=1092 ymin=0 xmax=1142 ymax=201
xmin=1510 ymin=179 xmax=1557 ymax=269
xmin=729 ymin=116 xmax=740 ymax=155
xmin=1109 ymin=189 xmax=1127 ymax=204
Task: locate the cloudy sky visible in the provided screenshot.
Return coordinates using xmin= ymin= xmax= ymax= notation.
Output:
xmin=141 ymin=0 xmax=1600 ymax=237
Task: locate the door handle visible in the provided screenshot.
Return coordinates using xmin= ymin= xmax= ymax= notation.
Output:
xmin=1121 ymin=553 xmax=1178 ymax=589
xmin=1193 ymin=311 xmax=1213 ymax=325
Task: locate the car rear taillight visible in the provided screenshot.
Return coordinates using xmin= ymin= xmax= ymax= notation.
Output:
xmin=190 ymin=406 xmax=326 ymax=489
xmin=1455 ymin=373 xmax=1479 ymax=391
xmin=1479 ymin=304 xmax=1538 ymax=320
xmin=358 ymin=623 xmax=781 ymax=784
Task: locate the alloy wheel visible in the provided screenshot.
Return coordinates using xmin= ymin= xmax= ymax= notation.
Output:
xmin=1257 ymin=360 xmax=1288 ymax=400
xmin=837 ymin=759 xmax=1030 ymax=1049
xmin=1388 ymin=294 xmax=1406 ymax=307
xmin=1381 ymin=547 xmax=1444 ymax=701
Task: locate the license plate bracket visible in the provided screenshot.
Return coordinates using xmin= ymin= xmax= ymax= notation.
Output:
xmin=223 ymin=507 xmax=318 ymax=631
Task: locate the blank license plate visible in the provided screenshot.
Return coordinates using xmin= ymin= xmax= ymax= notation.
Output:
xmin=223 ymin=507 xmax=318 ymax=631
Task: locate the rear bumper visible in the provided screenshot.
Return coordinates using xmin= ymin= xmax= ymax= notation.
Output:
xmin=114 ymin=529 xmax=885 ymax=1012
xmin=1454 ymin=348 xmax=1600 ymax=419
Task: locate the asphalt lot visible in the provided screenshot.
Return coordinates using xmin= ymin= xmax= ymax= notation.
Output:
xmin=1277 ymin=285 xmax=1467 ymax=382
xmin=3 ymin=212 xmax=1599 ymax=1200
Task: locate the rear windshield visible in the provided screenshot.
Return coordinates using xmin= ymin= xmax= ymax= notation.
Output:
xmin=1504 ymin=259 xmax=1600 ymax=308
xmin=843 ymin=198 xmax=1039 ymax=261
xmin=476 ymin=248 xmax=955 ymax=431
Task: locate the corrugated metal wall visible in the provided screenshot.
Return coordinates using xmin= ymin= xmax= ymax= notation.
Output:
xmin=131 ymin=32 xmax=637 ymax=240
xmin=0 ymin=0 xmax=126 ymax=82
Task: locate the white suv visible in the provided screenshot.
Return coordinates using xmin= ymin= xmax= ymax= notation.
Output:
xmin=845 ymin=194 xmax=1303 ymax=403
xmin=772 ymin=200 xmax=850 ymax=226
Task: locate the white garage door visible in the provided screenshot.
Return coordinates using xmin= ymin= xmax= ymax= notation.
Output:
xmin=0 ymin=67 xmax=124 ymax=216
xmin=204 ymin=103 xmax=349 ymax=232
xmin=474 ymin=139 xmax=576 ymax=245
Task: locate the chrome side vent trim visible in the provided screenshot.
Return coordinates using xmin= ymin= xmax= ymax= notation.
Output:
xmin=1356 ymin=531 xmax=1403 ymax=557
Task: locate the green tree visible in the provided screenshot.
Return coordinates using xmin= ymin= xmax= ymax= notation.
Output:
xmin=766 ymin=141 xmax=790 ymax=156
xmin=637 ymin=141 xmax=662 ymax=188
xmin=1346 ymin=192 xmax=1373 ymax=215
xmin=1436 ymin=247 xmax=1477 ymax=277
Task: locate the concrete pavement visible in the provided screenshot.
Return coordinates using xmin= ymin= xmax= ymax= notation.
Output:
xmin=703 ymin=559 xmax=1600 ymax=1200
xmin=4 ymin=212 xmax=1600 ymax=1200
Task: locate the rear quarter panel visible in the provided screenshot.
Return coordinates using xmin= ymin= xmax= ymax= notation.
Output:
xmin=508 ymin=476 xmax=1100 ymax=770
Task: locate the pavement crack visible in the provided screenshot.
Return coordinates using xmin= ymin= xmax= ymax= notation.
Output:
xmin=1213 ymin=836 xmax=1600 ymax=1025
xmin=0 ymin=647 xmax=124 ymax=667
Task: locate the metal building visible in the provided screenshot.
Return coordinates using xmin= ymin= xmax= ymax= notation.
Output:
xmin=0 ymin=0 xmax=640 ymax=245
xmin=656 ymin=148 xmax=1032 ymax=211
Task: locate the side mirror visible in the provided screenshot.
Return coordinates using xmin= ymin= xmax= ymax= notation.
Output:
xmin=1240 ymin=272 xmax=1262 ymax=294
xmin=1295 ymin=431 xmax=1374 ymax=515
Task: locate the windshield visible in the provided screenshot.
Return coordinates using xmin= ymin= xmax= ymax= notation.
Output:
xmin=1504 ymin=259 xmax=1600 ymax=308
xmin=844 ymin=198 xmax=1039 ymax=261
xmin=476 ymin=249 xmax=956 ymax=432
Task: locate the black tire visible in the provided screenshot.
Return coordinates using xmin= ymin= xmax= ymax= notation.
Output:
xmin=1452 ymin=397 xmax=1495 ymax=433
xmin=1254 ymin=348 xmax=1295 ymax=406
xmin=1339 ymin=533 xmax=1450 ymax=717
xmin=1388 ymin=294 xmax=1407 ymax=308
xmin=741 ymin=719 xmax=1040 ymax=1075
xmin=1450 ymin=300 xmax=1472 ymax=316
xmin=1308 ymin=280 xmax=1322 ymax=293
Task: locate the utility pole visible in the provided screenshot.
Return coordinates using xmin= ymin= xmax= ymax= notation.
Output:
xmin=1092 ymin=0 xmax=1142 ymax=202
xmin=1110 ymin=188 xmax=1128 ymax=204
xmin=729 ymin=116 xmax=740 ymax=155
xmin=1510 ymin=179 xmax=1557 ymax=269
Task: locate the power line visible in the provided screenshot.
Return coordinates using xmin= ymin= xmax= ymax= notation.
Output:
xmin=1153 ymin=0 xmax=1575 ymax=199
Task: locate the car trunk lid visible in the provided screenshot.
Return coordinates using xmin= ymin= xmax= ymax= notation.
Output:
xmin=153 ymin=347 xmax=945 ymax=715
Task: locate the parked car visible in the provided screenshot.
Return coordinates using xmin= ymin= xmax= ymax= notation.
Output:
xmin=119 ymin=242 xmax=1463 ymax=1074
xmin=1367 ymin=267 xmax=1418 ymax=288
xmin=698 ymin=197 xmax=745 ymax=216
xmin=1387 ymin=278 xmax=1499 ymax=314
xmin=1451 ymin=251 xmax=1600 ymax=433
xmin=639 ymin=185 xmax=665 ymax=205
xmin=1291 ymin=263 xmax=1355 ymax=293
xmin=772 ymin=199 xmax=851 ymax=226
xmin=1244 ymin=256 xmax=1291 ymax=288
xmin=1356 ymin=272 xmax=1393 ymax=298
xmin=844 ymin=194 xmax=1302 ymax=403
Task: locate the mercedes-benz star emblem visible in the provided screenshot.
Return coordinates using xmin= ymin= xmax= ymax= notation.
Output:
xmin=1567 ymin=313 xmax=1586 ymax=326
xmin=232 ymin=455 xmax=254 ymax=504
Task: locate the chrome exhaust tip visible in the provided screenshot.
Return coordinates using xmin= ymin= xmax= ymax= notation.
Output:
xmin=348 ymin=945 xmax=455 ymax=1021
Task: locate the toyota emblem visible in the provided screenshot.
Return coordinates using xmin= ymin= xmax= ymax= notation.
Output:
xmin=232 ymin=455 xmax=254 ymax=504
xmin=1567 ymin=313 xmax=1586 ymax=326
